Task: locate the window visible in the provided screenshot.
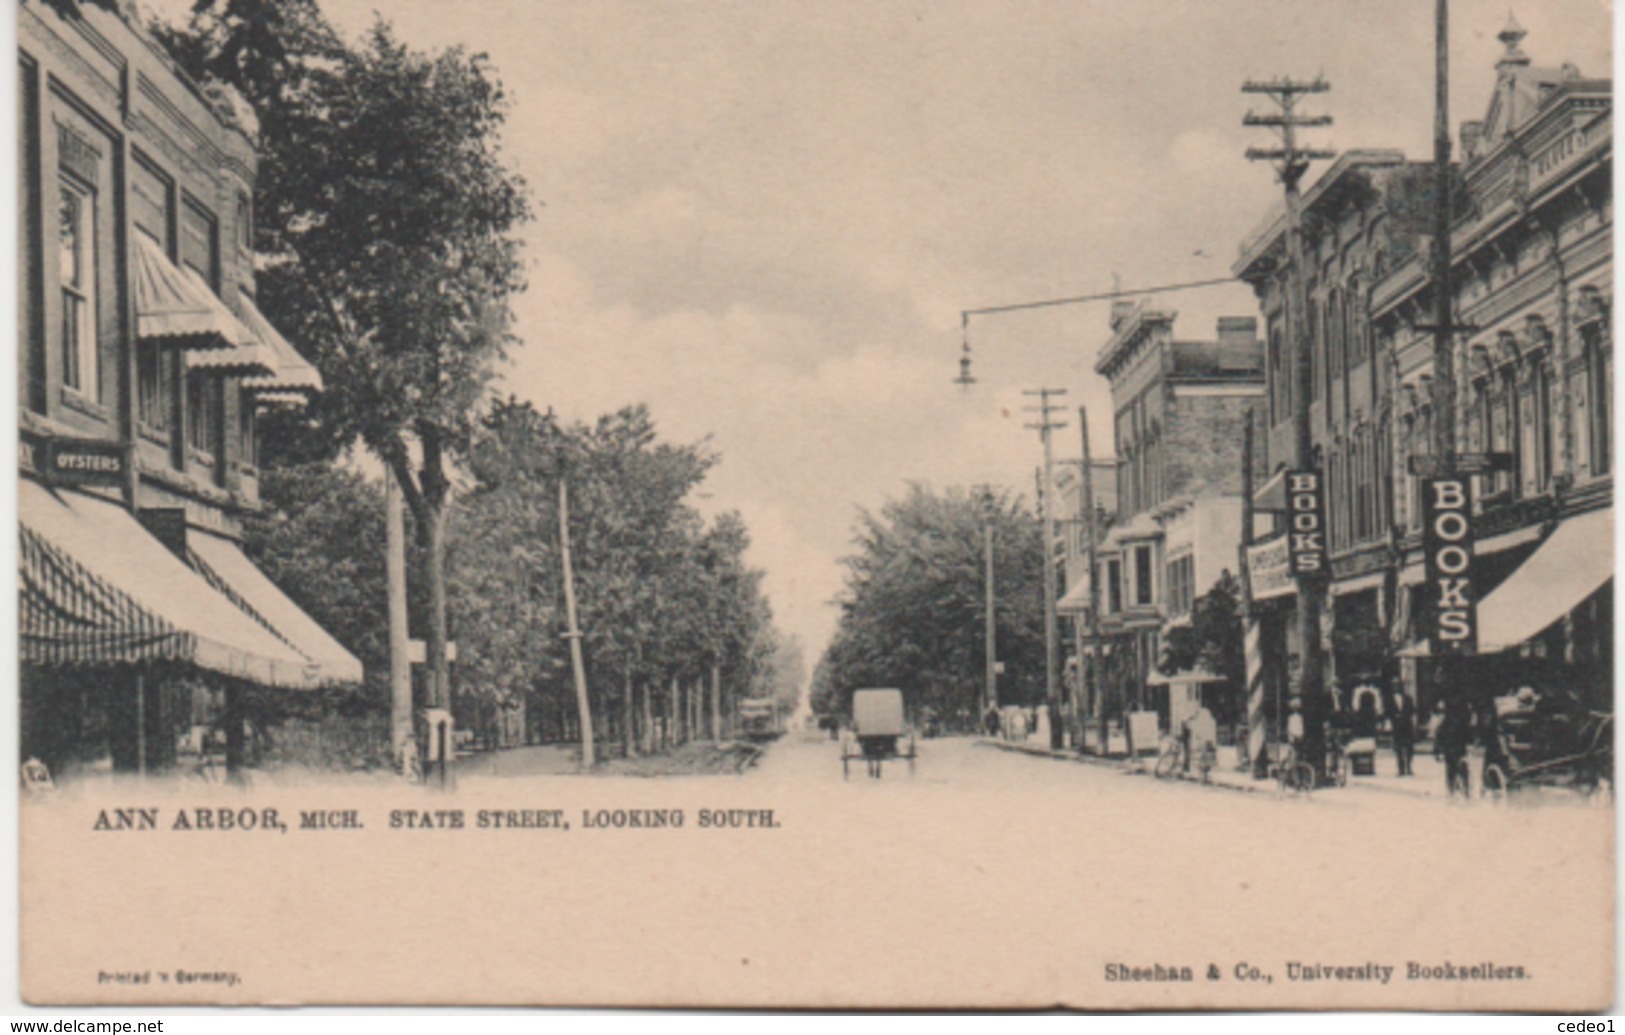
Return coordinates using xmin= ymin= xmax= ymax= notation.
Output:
xmin=1106 ymin=559 xmax=1123 ymax=615
xmin=1584 ymin=326 xmax=1611 ymax=475
xmin=1269 ymin=324 xmax=1288 ymax=426
xmin=1133 ymin=545 xmax=1154 ymax=607
xmin=186 ymin=372 xmax=221 ymax=461
xmin=1528 ymin=361 xmax=1552 ymax=493
xmin=1166 ymin=555 xmax=1195 ymax=617
xmin=238 ymin=394 xmax=257 ymax=468
xmin=57 ymin=179 xmax=98 ymax=400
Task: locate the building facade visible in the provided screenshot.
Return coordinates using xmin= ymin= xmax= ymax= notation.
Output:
xmin=1234 ymin=149 xmax=1440 ymax=716
xmin=18 ymin=1 xmax=359 ymax=778
xmin=1085 ymin=302 xmax=1266 ymax=743
xmin=1372 ymin=22 xmax=1612 ymax=712
xmin=1234 ymin=20 xmax=1611 ymax=723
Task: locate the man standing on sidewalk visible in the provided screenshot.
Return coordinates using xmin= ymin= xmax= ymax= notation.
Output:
xmin=1390 ymin=687 xmax=1416 ymax=777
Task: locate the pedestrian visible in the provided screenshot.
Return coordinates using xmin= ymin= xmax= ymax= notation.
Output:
xmin=1351 ymin=679 xmax=1383 ymax=739
xmin=983 ymin=705 xmax=1001 ymax=739
xmin=1389 ymin=687 xmax=1416 ymax=777
xmin=1286 ymin=696 xmax=1305 ymax=764
xmin=1434 ymin=698 xmax=1472 ymax=798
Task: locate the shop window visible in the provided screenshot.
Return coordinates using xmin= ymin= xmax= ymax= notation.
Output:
xmin=57 ymin=178 xmax=98 ymax=401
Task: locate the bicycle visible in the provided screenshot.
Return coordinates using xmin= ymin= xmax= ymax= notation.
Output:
xmin=1271 ymin=743 xmax=1315 ymax=796
xmin=1154 ymin=735 xmax=1185 ymax=780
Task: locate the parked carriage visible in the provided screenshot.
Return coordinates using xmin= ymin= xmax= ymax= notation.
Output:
xmin=1481 ymin=688 xmax=1613 ymax=801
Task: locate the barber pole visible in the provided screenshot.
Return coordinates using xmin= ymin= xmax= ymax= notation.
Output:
xmin=1244 ymin=620 xmax=1265 ymax=770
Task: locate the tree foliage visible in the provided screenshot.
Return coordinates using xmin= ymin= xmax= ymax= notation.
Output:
xmin=160 ymin=0 xmax=533 ymax=708
xmin=812 ymin=485 xmax=1046 ymax=729
xmin=1159 ymin=569 xmax=1245 ymax=692
xmin=451 ymin=400 xmax=785 ymax=751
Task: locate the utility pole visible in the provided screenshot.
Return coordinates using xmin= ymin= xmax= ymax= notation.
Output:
xmin=1430 ymin=0 xmax=1457 ymax=468
xmin=973 ymin=484 xmax=999 ymax=718
xmin=559 ymin=477 xmax=594 ymax=769
xmin=387 ymin=475 xmax=413 ymax=775
xmin=1244 ymin=72 xmax=1334 ymax=776
xmin=1024 ymin=388 xmax=1067 ymax=742
xmin=1077 ymin=408 xmax=1103 ymax=756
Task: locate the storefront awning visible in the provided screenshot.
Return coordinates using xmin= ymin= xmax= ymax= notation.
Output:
xmin=1398 ymin=508 xmax=1613 ymax=656
xmin=188 ymin=530 xmax=363 ymax=686
xmin=19 ymin=481 xmax=317 ymax=688
xmin=1057 ymin=575 xmax=1092 ymax=615
xmin=237 ymin=293 xmax=324 ymax=398
xmin=1476 ymin=507 xmax=1612 ymax=653
xmin=132 ymin=235 xmax=255 ymax=352
xmin=1252 ymin=468 xmax=1289 ymax=512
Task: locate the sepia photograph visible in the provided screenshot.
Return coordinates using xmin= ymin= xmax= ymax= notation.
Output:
xmin=9 ymin=0 xmax=1617 ymax=1012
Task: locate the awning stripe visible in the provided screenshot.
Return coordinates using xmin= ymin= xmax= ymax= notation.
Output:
xmin=19 ymin=481 xmax=318 ymax=687
xmin=20 ymin=526 xmax=197 ymax=665
xmin=132 ymin=234 xmax=254 ymax=352
xmin=237 ymin=294 xmax=324 ymax=394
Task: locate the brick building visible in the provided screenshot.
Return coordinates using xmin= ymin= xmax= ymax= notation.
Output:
xmin=1086 ymin=301 xmax=1266 ymax=742
xmin=1233 ymin=149 xmax=1441 ymax=715
xmin=1233 ymin=19 xmax=1611 ymax=724
xmin=18 ymin=1 xmax=360 ymax=777
xmin=1372 ymin=21 xmax=1612 ymax=712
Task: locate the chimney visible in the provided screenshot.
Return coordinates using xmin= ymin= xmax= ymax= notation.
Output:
xmin=1111 ymin=300 xmax=1142 ymax=332
xmin=1216 ymin=316 xmax=1258 ymax=345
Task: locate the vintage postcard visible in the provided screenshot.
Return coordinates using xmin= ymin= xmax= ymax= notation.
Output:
xmin=13 ymin=0 xmax=1616 ymax=1011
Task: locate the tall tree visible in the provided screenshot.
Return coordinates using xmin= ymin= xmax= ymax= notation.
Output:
xmin=163 ymin=4 xmax=532 ymax=710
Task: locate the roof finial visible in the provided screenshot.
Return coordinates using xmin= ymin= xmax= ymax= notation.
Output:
xmin=1497 ymin=11 xmax=1530 ymax=67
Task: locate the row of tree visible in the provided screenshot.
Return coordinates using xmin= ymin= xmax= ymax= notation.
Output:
xmin=143 ymin=0 xmax=796 ymax=758
xmin=811 ymin=485 xmax=1049 ymax=731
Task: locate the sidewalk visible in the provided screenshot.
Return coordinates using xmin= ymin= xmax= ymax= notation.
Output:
xmin=979 ymin=736 xmax=1455 ymax=799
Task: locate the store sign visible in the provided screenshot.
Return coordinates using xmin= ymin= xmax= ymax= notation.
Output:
xmin=1422 ymin=477 xmax=1477 ymax=655
xmin=40 ymin=437 xmax=126 ymax=487
xmin=1245 ymin=536 xmax=1293 ymax=601
xmin=1286 ymin=469 xmax=1326 ymax=575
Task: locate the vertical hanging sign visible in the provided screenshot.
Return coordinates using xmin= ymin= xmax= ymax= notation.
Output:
xmin=1286 ymin=470 xmax=1326 ymax=575
xmin=1422 ymin=477 xmax=1477 ymax=655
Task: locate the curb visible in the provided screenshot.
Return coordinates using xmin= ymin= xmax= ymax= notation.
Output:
xmin=975 ymin=738 xmax=1266 ymax=795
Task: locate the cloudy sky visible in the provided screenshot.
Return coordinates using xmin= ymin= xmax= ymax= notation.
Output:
xmin=196 ymin=0 xmax=1615 ymax=658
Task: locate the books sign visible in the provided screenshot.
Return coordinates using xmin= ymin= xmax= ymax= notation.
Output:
xmin=1285 ymin=469 xmax=1326 ymax=575
xmin=1421 ymin=477 xmax=1477 ymax=655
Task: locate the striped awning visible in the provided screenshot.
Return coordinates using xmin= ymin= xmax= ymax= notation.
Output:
xmin=237 ymin=294 xmax=324 ymax=398
xmin=188 ymin=530 xmax=363 ymax=686
xmin=132 ymin=234 xmax=255 ymax=352
xmin=19 ymin=480 xmax=318 ymax=687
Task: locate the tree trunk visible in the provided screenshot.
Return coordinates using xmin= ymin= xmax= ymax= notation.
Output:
xmin=641 ymin=680 xmax=654 ymax=753
xmin=710 ymin=664 xmax=721 ymax=741
xmin=422 ymin=495 xmax=450 ymax=710
xmin=623 ymin=671 xmax=636 ymax=757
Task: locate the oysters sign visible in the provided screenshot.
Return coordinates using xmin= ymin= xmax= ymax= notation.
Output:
xmin=1421 ymin=477 xmax=1478 ymax=654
